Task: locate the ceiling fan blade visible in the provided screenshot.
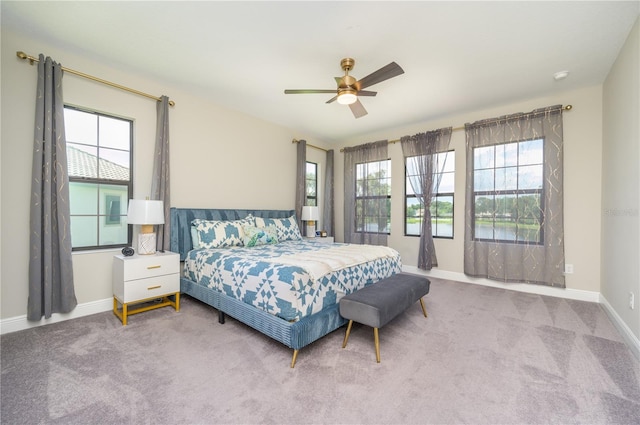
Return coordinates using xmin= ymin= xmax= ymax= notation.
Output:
xmin=284 ymin=89 xmax=337 ymax=94
xmin=354 ymin=62 xmax=404 ymax=90
xmin=325 ymin=95 xmax=338 ymax=104
xmin=349 ymin=99 xmax=368 ymax=119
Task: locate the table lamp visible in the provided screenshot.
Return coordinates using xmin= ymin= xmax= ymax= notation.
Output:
xmin=301 ymin=206 xmax=319 ymax=238
xmin=127 ymin=199 xmax=164 ymax=255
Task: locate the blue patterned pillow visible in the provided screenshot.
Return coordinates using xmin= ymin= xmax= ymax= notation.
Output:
xmin=242 ymin=225 xmax=278 ymax=247
xmin=254 ymin=215 xmax=302 ymax=242
xmin=191 ymin=215 xmax=255 ymax=248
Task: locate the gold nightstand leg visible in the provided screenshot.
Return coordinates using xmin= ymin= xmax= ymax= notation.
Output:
xmin=114 ymin=292 xmax=180 ymax=326
xmin=113 ymin=297 xmax=127 ymax=326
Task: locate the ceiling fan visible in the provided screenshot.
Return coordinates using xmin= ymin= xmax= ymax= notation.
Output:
xmin=284 ymin=58 xmax=404 ymax=119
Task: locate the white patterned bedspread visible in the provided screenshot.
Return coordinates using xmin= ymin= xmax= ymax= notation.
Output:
xmin=183 ymin=240 xmax=402 ymax=321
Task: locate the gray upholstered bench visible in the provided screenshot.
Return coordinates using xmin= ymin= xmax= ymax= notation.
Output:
xmin=339 ymin=273 xmax=430 ymax=363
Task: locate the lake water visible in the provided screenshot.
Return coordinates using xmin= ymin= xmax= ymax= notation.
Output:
xmin=406 ymin=222 xmax=537 ymax=242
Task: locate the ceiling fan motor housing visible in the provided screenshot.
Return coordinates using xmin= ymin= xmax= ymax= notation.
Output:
xmin=340 ymin=57 xmax=355 ymax=72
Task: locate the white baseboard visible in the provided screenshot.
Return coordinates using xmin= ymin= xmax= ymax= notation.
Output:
xmin=599 ymin=294 xmax=640 ymax=361
xmin=403 ymin=266 xmax=639 ymax=361
xmin=402 ymin=266 xmax=600 ymax=302
xmin=0 ymin=298 xmax=113 ymax=335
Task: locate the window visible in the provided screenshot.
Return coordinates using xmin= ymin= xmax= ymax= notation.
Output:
xmin=405 ymin=151 xmax=455 ymax=238
xmin=472 ymin=139 xmax=543 ymax=244
xmin=306 ymin=161 xmax=317 ymax=206
xmin=64 ymin=106 xmax=133 ymax=250
xmin=355 ymin=159 xmax=391 ymax=233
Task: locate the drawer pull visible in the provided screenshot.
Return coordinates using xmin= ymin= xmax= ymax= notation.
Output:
xmin=147 ymin=265 xmax=161 ymax=270
xmin=147 ymin=285 xmax=162 ymax=290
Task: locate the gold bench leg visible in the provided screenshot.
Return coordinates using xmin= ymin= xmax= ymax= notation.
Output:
xmin=291 ymin=349 xmax=299 ymax=368
xmin=373 ymin=327 xmax=381 ymax=363
xmin=419 ymin=298 xmax=428 ymax=317
xmin=342 ymin=320 xmax=353 ymax=348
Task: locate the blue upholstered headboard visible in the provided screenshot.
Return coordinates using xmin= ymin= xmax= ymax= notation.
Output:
xmin=170 ymin=207 xmax=296 ymax=260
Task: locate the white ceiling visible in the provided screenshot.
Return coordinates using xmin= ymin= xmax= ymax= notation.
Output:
xmin=3 ymin=1 xmax=639 ymax=145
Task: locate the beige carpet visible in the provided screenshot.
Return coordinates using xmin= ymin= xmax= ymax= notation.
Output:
xmin=2 ymin=278 xmax=639 ymax=424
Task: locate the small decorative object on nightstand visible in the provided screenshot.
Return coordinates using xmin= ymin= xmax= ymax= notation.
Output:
xmin=112 ymin=250 xmax=180 ymax=325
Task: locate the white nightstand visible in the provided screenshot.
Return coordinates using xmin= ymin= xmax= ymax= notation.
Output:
xmin=305 ymin=236 xmax=334 ymax=244
xmin=112 ymin=250 xmax=180 ymax=325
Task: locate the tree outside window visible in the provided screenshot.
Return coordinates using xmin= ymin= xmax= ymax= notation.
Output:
xmin=355 ymin=159 xmax=391 ymax=234
xmin=405 ymin=151 xmax=455 ymax=238
xmin=472 ymin=139 xmax=544 ymax=244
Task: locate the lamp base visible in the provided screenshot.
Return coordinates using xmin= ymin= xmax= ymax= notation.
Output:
xmin=138 ymin=232 xmax=157 ymax=255
xmin=306 ymin=224 xmax=316 ymax=238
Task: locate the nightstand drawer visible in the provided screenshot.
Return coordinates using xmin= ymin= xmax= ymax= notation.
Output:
xmin=116 ymin=273 xmax=179 ymax=303
xmin=119 ymin=254 xmax=178 ymax=281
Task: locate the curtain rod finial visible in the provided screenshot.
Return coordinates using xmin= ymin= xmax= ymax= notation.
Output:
xmin=16 ymin=51 xmax=35 ymax=64
xmin=564 ymin=104 xmax=572 ymax=111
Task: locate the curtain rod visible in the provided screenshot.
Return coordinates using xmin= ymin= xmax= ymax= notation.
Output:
xmin=16 ymin=51 xmax=175 ymax=107
xmin=291 ymin=139 xmax=328 ymax=152
xmin=340 ymin=104 xmax=573 ymax=152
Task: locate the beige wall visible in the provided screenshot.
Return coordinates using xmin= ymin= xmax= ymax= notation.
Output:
xmin=334 ymin=85 xmax=604 ymax=296
xmin=0 ymin=28 xmax=328 ymax=320
xmin=602 ymin=17 xmax=640 ymax=340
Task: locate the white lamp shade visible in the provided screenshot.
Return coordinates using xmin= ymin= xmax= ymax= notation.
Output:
xmin=301 ymin=206 xmax=319 ymax=221
xmin=127 ymin=199 xmax=165 ymax=225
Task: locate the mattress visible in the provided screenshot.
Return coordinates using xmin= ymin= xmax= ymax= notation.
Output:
xmin=183 ymin=240 xmax=402 ymax=321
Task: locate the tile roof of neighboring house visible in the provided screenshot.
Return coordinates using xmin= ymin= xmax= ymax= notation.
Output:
xmin=67 ymin=145 xmax=129 ymax=181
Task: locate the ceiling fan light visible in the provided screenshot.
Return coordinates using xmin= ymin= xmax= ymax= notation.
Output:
xmin=337 ymin=90 xmax=357 ymax=105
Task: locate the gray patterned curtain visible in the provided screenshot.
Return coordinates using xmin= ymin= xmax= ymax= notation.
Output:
xmin=323 ymin=149 xmax=335 ymax=237
xmin=151 ymin=95 xmax=171 ymax=251
xmin=28 ymin=54 xmax=77 ymax=320
xmin=295 ymin=140 xmax=306 ymax=233
xmin=344 ymin=140 xmax=388 ymax=245
xmin=401 ymin=127 xmax=452 ymax=270
xmin=464 ymin=105 xmax=565 ymax=287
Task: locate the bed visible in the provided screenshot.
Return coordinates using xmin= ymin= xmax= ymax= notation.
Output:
xmin=170 ymin=207 xmax=402 ymax=367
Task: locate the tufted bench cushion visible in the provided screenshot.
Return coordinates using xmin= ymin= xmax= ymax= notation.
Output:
xmin=339 ymin=273 xmax=430 ymax=362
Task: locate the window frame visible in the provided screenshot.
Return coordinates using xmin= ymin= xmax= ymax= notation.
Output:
xmin=471 ymin=138 xmax=545 ymax=245
xmin=305 ymin=161 xmax=317 ymax=207
xmin=65 ymin=105 xmax=134 ymax=251
xmin=404 ymin=150 xmax=455 ymax=239
xmin=354 ymin=158 xmax=391 ymax=235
